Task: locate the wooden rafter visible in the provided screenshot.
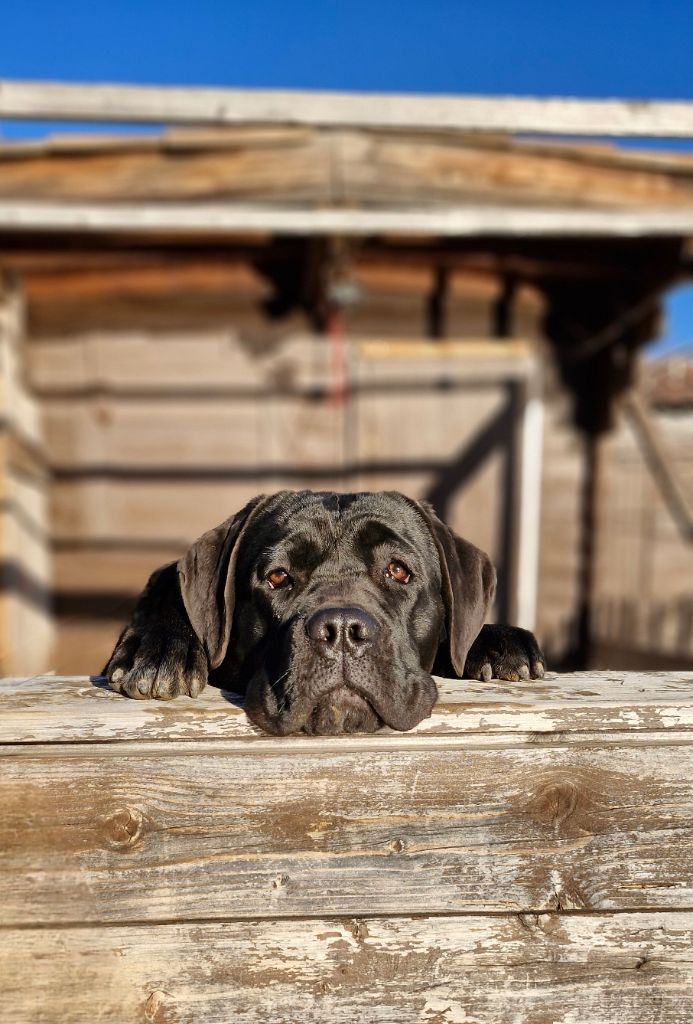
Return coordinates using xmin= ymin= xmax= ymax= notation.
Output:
xmin=3 ymin=200 xmax=693 ymax=237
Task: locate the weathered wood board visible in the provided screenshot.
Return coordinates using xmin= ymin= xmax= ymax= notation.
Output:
xmin=5 ymin=125 xmax=693 ymax=208
xmin=1 ymin=672 xmax=692 ymax=1023
xmin=4 ymin=79 xmax=693 ymax=138
xmin=3 ymin=914 xmax=692 ymax=1024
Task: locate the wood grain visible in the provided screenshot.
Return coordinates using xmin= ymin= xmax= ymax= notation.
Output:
xmin=2 ymin=672 xmax=692 ymax=1021
xmin=4 ymin=128 xmax=693 ymax=208
xmin=2 ymin=673 xmax=692 ymax=744
xmin=2 ymin=912 xmax=692 ymax=1023
xmin=3 ymin=731 xmax=693 ymax=924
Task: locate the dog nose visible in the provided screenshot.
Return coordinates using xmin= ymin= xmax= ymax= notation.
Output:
xmin=306 ymin=606 xmax=379 ymax=658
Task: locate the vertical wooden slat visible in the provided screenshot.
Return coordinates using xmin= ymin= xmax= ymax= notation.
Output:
xmin=0 ymin=273 xmax=53 ymax=674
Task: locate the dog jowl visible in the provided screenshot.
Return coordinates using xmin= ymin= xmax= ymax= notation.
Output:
xmin=105 ymin=490 xmax=545 ymax=735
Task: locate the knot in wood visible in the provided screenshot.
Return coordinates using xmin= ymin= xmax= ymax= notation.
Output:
xmin=529 ymin=780 xmax=580 ymax=827
xmin=100 ymin=805 xmax=145 ymax=851
xmin=143 ymin=989 xmax=173 ymax=1023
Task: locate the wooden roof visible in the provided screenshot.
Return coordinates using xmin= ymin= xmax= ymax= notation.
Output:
xmin=3 ymin=126 xmax=693 ymax=206
xmin=2 ymin=127 xmax=693 ymax=237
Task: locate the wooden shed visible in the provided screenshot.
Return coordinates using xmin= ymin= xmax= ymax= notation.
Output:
xmin=1 ymin=83 xmax=693 ymax=676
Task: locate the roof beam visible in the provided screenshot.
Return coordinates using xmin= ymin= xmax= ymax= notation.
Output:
xmin=3 ymin=80 xmax=693 ymax=138
xmin=1 ymin=200 xmax=693 ymax=238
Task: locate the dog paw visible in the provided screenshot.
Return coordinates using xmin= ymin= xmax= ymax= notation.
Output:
xmin=105 ymin=623 xmax=208 ymax=700
xmin=464 ymin=624 xmax=545 ymax=683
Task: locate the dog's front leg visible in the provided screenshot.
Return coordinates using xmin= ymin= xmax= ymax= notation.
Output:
xmin=104 ymin=562 xmax=208 ymax=699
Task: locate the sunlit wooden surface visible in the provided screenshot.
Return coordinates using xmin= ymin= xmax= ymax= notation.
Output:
xmin=2 ymin=672 xmax=692 ymax=1022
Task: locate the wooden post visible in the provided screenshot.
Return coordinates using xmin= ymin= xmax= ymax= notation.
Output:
xmin=0 ymin=273 xmax=54 ymax=674
xmin=575 ymin=430 xmax=601 ymax=667
xmin=514 ymin=371 xmax=544 ymax=631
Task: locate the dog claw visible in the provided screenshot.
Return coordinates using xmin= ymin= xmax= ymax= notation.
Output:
xmin=464 ymin=624 xmax=546 ymax=686
xmin=188 ymin=673 xmax=206 ymax=697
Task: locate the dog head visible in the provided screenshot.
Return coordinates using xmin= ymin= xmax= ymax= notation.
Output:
xmin=177 ymin=490 xmax=496 ymax=735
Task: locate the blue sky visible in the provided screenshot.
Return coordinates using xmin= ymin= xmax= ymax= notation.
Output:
xmin=1 ymin=0 xmax=692 ymax=354
xmin=2 ymin=1 xmax=693 ymax=98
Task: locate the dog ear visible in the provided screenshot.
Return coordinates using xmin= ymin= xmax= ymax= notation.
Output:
xmin=414 ymin=501 xmax=497 ymax=677
xmin=177 ymin=494 xmax=272 ymax=669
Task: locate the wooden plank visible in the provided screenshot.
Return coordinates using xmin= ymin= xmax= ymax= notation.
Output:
xmin=2 ymin=734 xmax=693 ymax=923
xmin=354 ymin=338 xmax=535 ymax=376
xmin=25 ymin=279 xmax=280 ymax=338
xmin=27 ymin=335 xmax=534 ymax=398
xmin=3 ymin=673 xmax=693 ymax=744
xmin=3 ymin=80 xmax=693 ymax=138
xmin=338 ymin=129 xmax=693 ymax=209
xmin=27 ymin=332 xmax=332 ymax=394
xmin=42 ymin=399 xmax=267 ymax=468
xmin=48 ymin=620 xmax=131 ymax=678
xmin=2 ymin=912 xmax=691 ymax=1023
xmin=0 ymin=135 xmax=332 ymax=203
xmin=6 ymin=129 xmax=693 ymax=208
xmin=53 ymin=545 xmax=185 ymax=593
xmin=3 ymin=199 xmax=693 ymax=236
xmin=51 ymin=479 xmax=266 ymax=544
xmin=2 ymin=672 xmax=691 ymax=1022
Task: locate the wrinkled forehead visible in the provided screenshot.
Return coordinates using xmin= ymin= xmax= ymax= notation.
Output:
xmin=243 ymin=491 xmax=439 ymax=571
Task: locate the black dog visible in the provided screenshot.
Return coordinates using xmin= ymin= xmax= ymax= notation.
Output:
xmin=105 ymin=490 xmax=544 ymax=734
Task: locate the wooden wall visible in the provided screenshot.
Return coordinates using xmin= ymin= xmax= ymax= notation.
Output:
xmin=22 ymin=250 xmax=684 ymax=676
xmin=533 ymin=377 xmax=693 ymax=671
xmin=23 ymin=260 xmax=545 ymax=674
xmin=592 ymin=404 xmax=693 ymax=668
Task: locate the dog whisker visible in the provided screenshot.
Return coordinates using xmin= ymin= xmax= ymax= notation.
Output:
xmin=268 ymin=669 xmax=290 ymax=694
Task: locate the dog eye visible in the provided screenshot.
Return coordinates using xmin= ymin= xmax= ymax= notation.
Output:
xmin=385 ymin=560 xmax=412 ymax=584
xmin=266 ymin=568 xmax=293 ymax=590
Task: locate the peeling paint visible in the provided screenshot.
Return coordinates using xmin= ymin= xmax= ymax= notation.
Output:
xmin=421 ymin=996 xmax=480 ymax=1023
